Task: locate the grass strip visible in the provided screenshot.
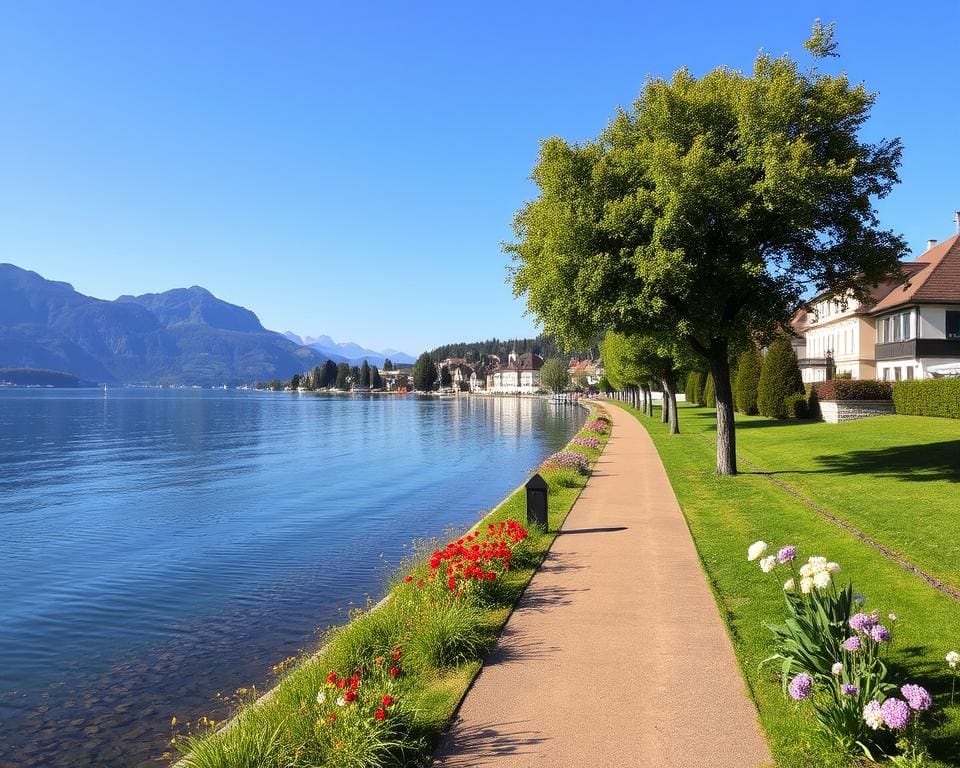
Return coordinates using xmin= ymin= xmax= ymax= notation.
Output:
xmin=615 ymin=401 xmax=960 ymax=768
xmin=172 ymin=403 xmax=611 ymax=768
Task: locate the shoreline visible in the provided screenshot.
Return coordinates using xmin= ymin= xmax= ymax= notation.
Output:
xmin=170 ymin=400 xmax=604 ymax=767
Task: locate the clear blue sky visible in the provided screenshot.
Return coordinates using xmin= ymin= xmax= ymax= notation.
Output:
xmin=1 ymin=1 xmax=957 ymax=355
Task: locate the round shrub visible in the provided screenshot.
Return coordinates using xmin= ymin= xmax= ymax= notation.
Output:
xmin=734 ymin=348 xmax=762 ymax=415
xmin=757 ymin=337 xmax=804 ymax=419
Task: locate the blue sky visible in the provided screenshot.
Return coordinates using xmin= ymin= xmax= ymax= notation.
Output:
xmin=1 ymin=2 xmax=957 ymax=355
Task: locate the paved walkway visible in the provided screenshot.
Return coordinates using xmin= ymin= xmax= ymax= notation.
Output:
xmin=433 ymin=402 xmax=771 ymax=768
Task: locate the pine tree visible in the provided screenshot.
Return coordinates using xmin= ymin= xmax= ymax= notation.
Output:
xmin=360 ymin=360 xmax=371 ymax=388
xmin=685 ymin=372 xmax=700 ymax=403
xmin=734 ymin=349 xmax=762 ymax=415
xmin=439 ymin=365 xmax=453 ymax=388
xmin=757 ymin=337 xmax=804 ymax=418
xmin=371 ymin=366 xmax=382 ymax=389
xmin=319 ymin=360 xmax=338 ymax=388
xmin=383 ymin=358 xmax=393 ymax=372
xmin=335 ymin=363 xmax=351 ymax=390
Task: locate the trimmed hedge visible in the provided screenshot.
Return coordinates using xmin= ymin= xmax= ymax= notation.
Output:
xmin=892 ymin=379 xmax=960 ymax=418
xmin=814 ymin=379 xmax=893 ymax=401
xmin=784 ymin=393 xmax=810 ymax=419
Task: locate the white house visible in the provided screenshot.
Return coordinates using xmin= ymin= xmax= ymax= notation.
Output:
xmin=486 ymin=351 xmax=545 ymax=394
xmin=792 ymin=234 xmax=960 ymax=382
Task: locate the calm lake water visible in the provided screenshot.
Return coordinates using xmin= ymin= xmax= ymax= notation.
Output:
xmin=0 ymin=389 xmax=584 ymax=768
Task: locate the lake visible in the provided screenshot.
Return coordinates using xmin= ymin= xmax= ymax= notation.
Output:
xmin=0 ymin=389 xmax=585 ymax=767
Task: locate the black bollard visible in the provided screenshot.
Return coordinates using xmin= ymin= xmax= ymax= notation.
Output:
xmin=525 ymin=473 xmax=549 ymax=530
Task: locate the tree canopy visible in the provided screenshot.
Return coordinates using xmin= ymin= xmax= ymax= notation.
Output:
xmin=413 ymin=353 xmax=437 ymax=392
xmin=508 ymin=24 xmax=905 ymax=473
xmin=540 ymin=358 xmax=570 ymax=393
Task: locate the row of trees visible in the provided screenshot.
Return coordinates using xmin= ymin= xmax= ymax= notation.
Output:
xmin=288 ymin=360 xmax=392 ymax=391
xmin=508 ymin=22 xmax=906 ymax=474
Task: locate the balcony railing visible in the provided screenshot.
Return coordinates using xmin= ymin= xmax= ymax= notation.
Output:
xmin=875 ymin=338 xmax=960 ymax=360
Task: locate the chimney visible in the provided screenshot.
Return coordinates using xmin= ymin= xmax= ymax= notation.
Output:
xmin=955 ymin=210 xmax=960 ymax=234
xmin=927 ymin=239 xmax=938 ymax=251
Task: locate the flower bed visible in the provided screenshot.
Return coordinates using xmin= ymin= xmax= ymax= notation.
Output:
xmin=748 ymin=539 xmax=941 ymax=762
xmin=541 ymin=450 xmax=590 ymax=475
xmin=584 ymin=419 xmax=608 ymax=434
xmin=571 ymin=436 xmax=601 ymax=449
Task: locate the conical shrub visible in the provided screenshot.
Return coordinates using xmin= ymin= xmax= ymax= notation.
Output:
xmin=757 ymin=338 xmax=804 ymax=419
xmin=734 ymin=348 xmax=763 ymax=415
xmin=704 ymin=373 xmax=716 ymax=408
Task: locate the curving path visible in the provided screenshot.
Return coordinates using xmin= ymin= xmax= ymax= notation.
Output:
xmin=433 ymin=401 xmax=771 ymax=767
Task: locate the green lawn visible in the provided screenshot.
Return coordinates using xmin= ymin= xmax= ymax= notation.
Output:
xmin=617 ymin=401 xmax=960 ymax=768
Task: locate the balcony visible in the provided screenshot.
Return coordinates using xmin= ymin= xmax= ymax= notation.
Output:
xmin=875 ymin=338 xmax=960 ymax=361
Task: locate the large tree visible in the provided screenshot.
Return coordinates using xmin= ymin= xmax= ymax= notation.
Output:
xmin=359 ymin=360 xmax=371 ymax=388
xmin=335 ymin=362 xmax=351 ymax=390
xmin=540 ymin=358 xmax=570 ymax=393
xmin=412 ymin=352 xmax=437 ymax=392
xmin=508 ymin=23 xmax=905 ymax=474
xmin=319 ymin=359 xmax=338 ymax=389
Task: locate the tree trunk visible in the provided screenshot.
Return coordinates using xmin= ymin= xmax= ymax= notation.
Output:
xmin=663 ymin=373 xmax=680 ymax=434
xmin=642 ymin=385 xmax=649 ymax=416
xmin=660 ymin=383 xmax=669 ymax=423
xmin=710 ymin=340 xmax=737 ymax=475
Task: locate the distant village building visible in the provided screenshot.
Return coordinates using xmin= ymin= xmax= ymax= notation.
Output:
xmin=567 ymin=358 xmax=603 ymax=386
xmin=791 ymin=234 xmax=960 ymax=382
xmin=486 ymin=351 xmax=545 ymax=393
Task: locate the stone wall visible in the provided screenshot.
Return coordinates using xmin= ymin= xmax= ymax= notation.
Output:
xmin=818 ymin=399 xmax=895 ymax=424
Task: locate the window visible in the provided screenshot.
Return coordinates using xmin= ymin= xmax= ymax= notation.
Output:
xmin=947 ymin=311 xmax=960 ymax=340
xmin=894 ymin=367 xmax=902 ymax=381
xmin=879 ymin=311 xmax=914 ymax=343
xmin=906 ymin=366 xmax=914 ymax=380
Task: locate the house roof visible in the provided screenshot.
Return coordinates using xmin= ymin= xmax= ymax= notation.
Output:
xmin=497 ymin=352 xmax=544 ymax=372
xmin=869 ymin=234 xmax=960 ymax=314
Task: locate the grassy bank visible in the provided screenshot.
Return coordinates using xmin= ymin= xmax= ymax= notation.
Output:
xmin=615 ymin=401 xmax=960 ymax=767
xmin=174 ymin=405 xmax=611 ymax=768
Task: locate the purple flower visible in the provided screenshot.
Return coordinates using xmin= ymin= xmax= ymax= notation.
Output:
xmin=840 ymin=683 xmax=859 ymax=697
xmin=869 ymin=624 xmax=891 ymax=644
xmin=880 ymin=697 xmax=912 ymax=730
xmin=571 ymin=437 xmax=600 ymax=449
xmin=849 ymin=612 xmax=876 ymax=632
xmin=842 ymin=636 xmax=861 ymax=652
xmin=776 ymin=546 xmax=797 ymax=564
xmin=788 ymin=672 xmax=813 ymax=701
xmin=542 ymin=451 xmax=590 ymax=474
xmin=901 ymin=684 xmax=933 ymax=712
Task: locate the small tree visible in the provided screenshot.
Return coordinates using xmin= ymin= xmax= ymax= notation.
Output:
xmin=335 ymin=362 xmax=351 ymax=390
xmin=734 ymin=349 xmax=763 ymax=415
xmin=541 ymin=358 xmax=570 ymax=393
xmin=359 ymin=360 xmax=371 ymax=388
xmin=371 ymin=365 xmax=382 ymax=389
xmin=598 ymin=376 xmax=613 ymax=394
xmin=383 ymin=357 xmax=394 ymax=371
xmin=757 ymin=337 xmax=805 ymax=418
xmin=413 ymin=353 xmax=438 ymax=392
xmin=439 ymin=365 xmax=453 ymax=388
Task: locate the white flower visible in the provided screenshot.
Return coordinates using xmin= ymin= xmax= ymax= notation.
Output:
xmin=808 ymin=556 xmax=828 ymax=572
xmin=813 ymin=571 xmax=832 ymax=589
xmin=826 ymin=562 xmax=841 ymax=574
xmin=336 ymin=696 xmax=346 ymax=707
xmin=748 ymin=541 xmax=768 ymax=562
xmin=863 ymin=701 xmax=884 ymax=730
xmin=799 ymin=563 xmax=813 ymax=578
xmin=888 ymin=613 xmax=897 ymax=622
xmin=316 ymin=691 xmax=326 ymax=705
xmin=800 ymin=576 xmax=814 ymax=594
xmin=783 ymin=578 xmax=796 ymax=593
xmin=759 ymin=555 xmax=776 ymax=573
xmin=831 ymin=662 xmax=843 ymax=676
xmin=947 ymin=651 xmax=960 ymax=669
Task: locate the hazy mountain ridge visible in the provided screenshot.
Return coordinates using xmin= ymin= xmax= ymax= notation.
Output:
xmin=0 ymin=263 xmax=328 ymax=385
xmin=283 ymin=332 xmax=415 ymax=367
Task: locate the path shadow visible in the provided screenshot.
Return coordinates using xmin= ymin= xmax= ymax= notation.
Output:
xmin=813 ymin=440 xmax=960 ymax=483
xmin=433 ymin=719 xmax=548 ymax=765
xmin=557 ymin=526 xmax=628 ymax=535
xmin=518 ymin=584 xmax=589 ymax=613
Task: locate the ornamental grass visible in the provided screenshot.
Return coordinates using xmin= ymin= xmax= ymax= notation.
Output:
xmin=177 ymin=407 xmax=610 ymax=768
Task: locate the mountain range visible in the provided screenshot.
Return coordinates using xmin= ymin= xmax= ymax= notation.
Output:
xmin=281 ymin=332 xmax=415 ymax=367
xmin=0 ymin=263 xmax=331 ymax=386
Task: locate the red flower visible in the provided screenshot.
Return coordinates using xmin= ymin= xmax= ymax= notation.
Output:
xmin=403 ymin=575 xmax=413 ymax=583
xmin=336 ymin=678 xmax=346 ymax=689
xmin=382 ymin=695 xmax=394 ymax=707
xmin=326 ymin=671 xmax=337 ymax=684
xmin=375 ymin=707 xmax=386 ymax=721
xmin=391 ymin=647 xmax=402 ymax=662
xmin=328 ymin=712 xmax=336 ymax=722
xmin=389 ymin=666 xmax=399 ymax=678
xmin=344 ymin=690 xmax=357 ymax=703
